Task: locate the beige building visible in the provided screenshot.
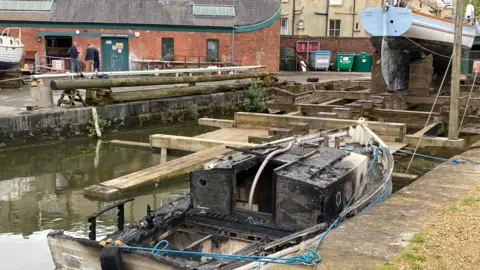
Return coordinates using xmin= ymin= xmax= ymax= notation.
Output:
xmin=280 ymin=0 xmax=456 ymax=37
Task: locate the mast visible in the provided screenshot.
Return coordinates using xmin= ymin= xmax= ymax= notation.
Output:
xmin=448 ymin=0 xmax=463 ymax=139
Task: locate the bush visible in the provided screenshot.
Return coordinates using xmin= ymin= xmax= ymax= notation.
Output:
xmin=244 ymin=84 xmax=265 ymax=113
xmin=186 ymin=105 xmax=199 ymax=122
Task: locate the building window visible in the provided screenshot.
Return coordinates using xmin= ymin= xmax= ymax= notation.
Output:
xmin=355 ymin=22 xmax=360 ymax=31
xmin=443 ymin=0 xmax=452 ymax=7
xmin=193 ymin=5 xmax=235 ymax=16
xmin=329 ymin=20 xmax=341 ymax=37
xmin=281 ymin=18 xmax=289 ymax=35
xmin=206 ymin=39 xmax=219 ymax=61
xmin=161 ymin=37 xmax=174 ymax=61
xmin=329 ymin=0 xmax=343 ymax=5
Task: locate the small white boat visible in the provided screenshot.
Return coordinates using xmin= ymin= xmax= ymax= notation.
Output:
xmin=361 ymin=1 xmax=477 ymax=91
xmin=0 ymin=27 xmax=24 ymax=70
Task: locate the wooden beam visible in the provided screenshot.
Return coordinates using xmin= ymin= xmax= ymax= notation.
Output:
xmin=150 ymin=134 xmax=256 ymax=152
xmin=112 ymin=81 xmax=264 ymax=103
xmin=363 ymin=109 xmax=442 ymax=129
xmin=51 ymin=72 xmax=272 ymax=90
xmin=404 ymin=135 xmax=464 ymax=149
xmin=265 ymin=103 xmax=299 ymax=112
xmin=301 ymin=104 xmax=340 ymax=115
xmin=314 ymin=90 xmax=370 ymax=100
xmin=319 ymin=98 xmax=346 ymax=105
xmin=83 ymin=145 xmax=234 ymax=199
xmin=404 ymin=95 xmax=480 ymax=106
xmin=234 ymin=112 xmax=406 ymax=142
xmin=198 ymin=118 xmax=234 ymax=128
xmin=110 ymin=140 xmax=151 ymax=150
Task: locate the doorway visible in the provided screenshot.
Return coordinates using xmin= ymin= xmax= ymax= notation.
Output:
xmin=45 ymin=36 xmax=72 ymax=70
xmin=101 ymin=37 xmax=129 ymax=71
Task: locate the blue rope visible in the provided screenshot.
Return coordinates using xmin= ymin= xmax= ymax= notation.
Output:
xmin=393 ymin=158 xmax=426 ymax=175
xmin=342 ymin=146 xmax=480 ymax=165
xmin=110 ymin=146 xmax=478 ymax=266
xmin=112 ymin=151 xmax=380 ymax=266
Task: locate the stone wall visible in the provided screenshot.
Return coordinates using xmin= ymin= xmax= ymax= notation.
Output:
xmin=0 ymin=91 xmax=246 ymax=149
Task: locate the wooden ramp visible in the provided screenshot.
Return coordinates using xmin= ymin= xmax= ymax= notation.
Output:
xmin=84 ymin=128 xmax=267 ymax=200
xmin=196 ymin=128 xmax=268 ymax=142
xmin=83 ymin=145 xmax=233 ymax=200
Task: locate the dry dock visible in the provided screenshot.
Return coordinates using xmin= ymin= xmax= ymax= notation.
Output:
xmin=84 ymin=114 xmax=407 ymax=200
xmin=271 ymin=144 xmax=480 ymax=270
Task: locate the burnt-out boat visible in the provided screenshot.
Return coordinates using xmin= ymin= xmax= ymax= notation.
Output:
xmin=47 ymin=118 xmax=394 ymax=270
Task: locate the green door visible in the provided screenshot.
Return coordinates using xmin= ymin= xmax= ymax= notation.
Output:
xmin=101 ymin=38 xmax=129 ymax=71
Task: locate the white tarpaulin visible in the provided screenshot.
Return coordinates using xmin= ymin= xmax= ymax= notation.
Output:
xmin=419 ymin=0 xmax=446 ymax=11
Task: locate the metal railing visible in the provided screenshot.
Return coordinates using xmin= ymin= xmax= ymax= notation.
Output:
xmin=131 ymin=55 xmax=238 ymax=71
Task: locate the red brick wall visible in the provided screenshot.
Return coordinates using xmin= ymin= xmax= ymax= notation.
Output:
xmin=1 ymin=23 xmax=280 ymax=71
xmin=235 ymin=18 xmax=280 ymax=72
xmin=280 ymin=35 xmax=375 ymax=62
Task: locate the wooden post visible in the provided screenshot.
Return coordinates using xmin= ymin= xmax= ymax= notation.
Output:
xmin=160 ymin=147 xmax=167 ymax=163
xmin=449 ymin=0 xmax=463 ymax=139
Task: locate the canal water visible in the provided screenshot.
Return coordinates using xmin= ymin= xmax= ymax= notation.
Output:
xmin=0 ymin=123 xmax=475 ymax=269
xmin=0 ymin=123 xmax=217 ymax=270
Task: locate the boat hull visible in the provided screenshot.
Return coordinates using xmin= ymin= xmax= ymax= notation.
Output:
xmin=47 ymin=121 xmax=395 ymax=270
xmin=361 ymin=6 xmax=476 ymax=91
xmin=0 ymin=44 xmax=24 ymax=69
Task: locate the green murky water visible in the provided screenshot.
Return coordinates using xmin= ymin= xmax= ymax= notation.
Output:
xmin=0 ymin=123 xmax=217 ymax=269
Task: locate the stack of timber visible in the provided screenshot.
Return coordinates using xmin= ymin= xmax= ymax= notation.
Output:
xmin=50 ymin=72 xmax=275 ymax=105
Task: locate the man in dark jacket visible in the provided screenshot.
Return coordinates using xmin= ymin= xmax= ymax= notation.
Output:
xmin=68 ymin=42 xmax=79 ymax=72
xmin=92 ymin=45 xmax=100 ymax=72
xmin=84 ymin=44 xmax=95 ymax=72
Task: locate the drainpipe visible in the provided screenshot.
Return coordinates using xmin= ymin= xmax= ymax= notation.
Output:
xmin=231 ymin=27 xmax=235 ymax=64
xmin=292 ymin=0 xmax=296 ymax=35
xmin=325 ymin=0 xmax=330 ymax=36
xmin=352 ymin=0 xmax=356 ymax=37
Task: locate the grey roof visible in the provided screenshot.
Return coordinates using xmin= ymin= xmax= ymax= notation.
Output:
xmin=0 ymin=0 xmax=281 ymax=28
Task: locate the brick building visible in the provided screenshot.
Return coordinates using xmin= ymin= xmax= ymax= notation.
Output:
xmin=0 ymin=0 xmax=281 ymax=72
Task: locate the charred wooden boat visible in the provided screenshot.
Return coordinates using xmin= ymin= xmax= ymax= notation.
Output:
xmin=47 ymin=118 xmax=394 ymax=270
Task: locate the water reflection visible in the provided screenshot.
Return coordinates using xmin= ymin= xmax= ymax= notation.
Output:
xmin=0 ymin=123 xmax=215 ymax=269
xmin=0 ymin=142 xmax=189 ymax=236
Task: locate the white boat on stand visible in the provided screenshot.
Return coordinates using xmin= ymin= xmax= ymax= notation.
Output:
xmin=0 ymin=27 xmax=24 ymax=70
xmin=361 ymin=0 xmax=477 ymax=91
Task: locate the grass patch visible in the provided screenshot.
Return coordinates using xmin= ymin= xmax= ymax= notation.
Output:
xmin=447 ymin=205 xmax=459 ymax=212
xmin=411 ymin=263 xmax=421 ymax=270
xmin=476 ymin=185 xmax=480 ymax=192
xmin=400 ymin=251 xmax=425 ymax=262
xmin=377 ymin=262 xmax=394 ymax=270
xmin=460 ymin=197 xmax=477 ymax=205
xmin=410 ymin=233 xmax=428 ymax=244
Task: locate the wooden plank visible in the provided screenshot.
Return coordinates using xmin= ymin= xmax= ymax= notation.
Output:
xmin=83 ymin=145 xmax=234 ymax=199
xmin=110 ymin=140 xmax=151 ymax=150
xmin=319 ymin=98 xmax=346 ymax=105
xmin=404 ymin=135 xmax=465 ymax=149
xmin=314 ymin=90 xmax=370 ymax=100
xmin=150 ymin=134 xmax=256 ymax=152
xmin=385 ymin=142 xmax=408 ymax=154
xmin=198 ymin=118 xmax=234 ymax=128
xmin=234 ymin=112 xmax=406 ymax=142
xmin=196 ymin=128 xmax=268 ymax=143
xmin=265 ymin=103 xmax=299 ymax=112
xmin=404 ymin=95 xmax=480 ymax=106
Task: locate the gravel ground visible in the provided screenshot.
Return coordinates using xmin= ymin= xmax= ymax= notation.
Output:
xmin=380 ymin=186 xmax=480 ymax=270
